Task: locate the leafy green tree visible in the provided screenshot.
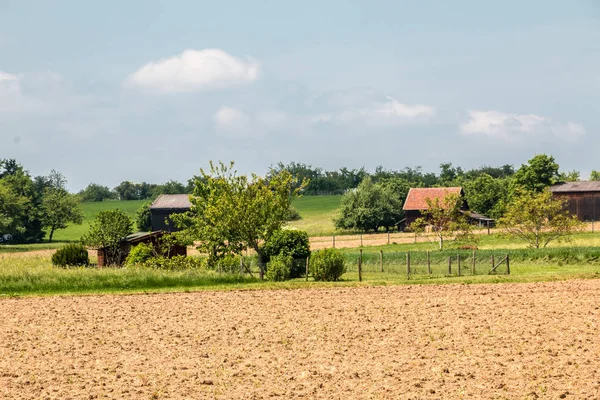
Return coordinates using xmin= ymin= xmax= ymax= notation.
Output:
xmin=136 ymin=202 xmax=152 ymax=232
xmin=0 ymin=159 xmax=45 ymax=242
xmin=40 ymin=189 xmax=84 ymax=242
xmin=408 ymin=193 xmax=474 ymax=250
xmin=335 ymin=177 xmax=403 ymax=232
xmin=463 ymin=174 xmax=509 ymax=218
xmin=0 ymin=180 xmax=29 ymax=235
xmin=174 ymin=161 xmax=305 ymax=278
xmin=512 ymin=154 xmax=560 ymax=193
xmin=81 ymin=210 xmax=133 ymax=265
xmin=558 ymin=170 xmax=580 ymax=182
xmin=590 ymin=170 xmax=600 ymax=181
xmin=498 ymin=190 xmax=582 ymax=249
xmin=79 ymin=183 xmax=116 ymax=202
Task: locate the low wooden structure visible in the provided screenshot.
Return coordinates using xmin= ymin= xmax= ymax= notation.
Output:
xmin=97 ymin=231 xmax=187 ymax=267
xmin=550 ymin=181 xmax=600 ymax=221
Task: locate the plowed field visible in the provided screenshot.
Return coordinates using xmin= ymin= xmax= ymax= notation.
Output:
xmin=1 ymin=280 xmax=599 ymax=399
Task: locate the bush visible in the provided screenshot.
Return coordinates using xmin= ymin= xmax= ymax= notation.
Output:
xmin=310 ymin=248 xmax=346 ymax=281
xmin=52 ymin=243 xmax=89 ymax=267
xmin=139 ymin=255 xmax=206 ymax=270
xmin=285 ymin=205 xmax=302 ymax=221
xmin=125 ymin=243 xmax=155 ymax=266
xmin=136 ymin=202 xmax=152 ymax=232
xmin=263 ymin=229 xmax=310 ymax=278
xmin=266 ymin=254 xmax=293 ymax=282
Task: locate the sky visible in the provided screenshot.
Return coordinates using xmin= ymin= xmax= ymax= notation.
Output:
xmin=1 ymin=0 xmax=599 ymax=191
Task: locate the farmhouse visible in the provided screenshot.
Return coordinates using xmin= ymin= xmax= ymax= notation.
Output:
xmin=150 ymin=194 xmax=192 ymax=232
xmin=402 ymin=187 xmax=492 ymax=229
xmin=550 ymin=181 xmax=600 ymax=221
xmin=96 ymin=230 xmax=187 ymax=267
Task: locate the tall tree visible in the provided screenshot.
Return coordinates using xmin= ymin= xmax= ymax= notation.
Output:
xmin=512 ymin=154 xmax=560 ymax=193
xmin=79 ymin=183 xmax=116 ymax=202
xmin=590 ymin=170 xmax=600 ymax=181
xmin=499 ymin=190 xmax=582 ymax=249
xmin=40 ymin=190 xmax=84 ymax=242
xmin=463 ymin=174 xmax=509 ymax=218
xmin=174 ymin=161 xmax=305 ymax=278
xmin=334 ymin=177 xmax=403 ymax=232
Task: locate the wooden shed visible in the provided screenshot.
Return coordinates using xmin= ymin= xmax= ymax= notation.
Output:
xmin=149 ymin=194 xmax=192 ymax=232
xmin=550 ymin=181 xmax=600 ymax=221
xmin=97 ymin=231 xmax=187 ymax=267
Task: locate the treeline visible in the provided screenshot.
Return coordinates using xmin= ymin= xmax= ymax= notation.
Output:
xmin=79 ymin=180 xmax=193 ymax=201
xmin=0 ymin=159 xmax=83 ymax=243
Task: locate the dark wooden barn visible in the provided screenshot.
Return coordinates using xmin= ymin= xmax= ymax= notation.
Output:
xmin=97 ymin=231 xmax=187 ymax=267
xmin=149 ymin=194 xmax=192 ymax=232
xmin=550 ymin=181 xmax=600 ymax=221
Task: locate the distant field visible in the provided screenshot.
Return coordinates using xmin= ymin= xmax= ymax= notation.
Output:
xmin=287 ymin=195 xmax=342 ymax=236
xmin=46 ymin=196 xmax=341 ymax=242
xmin=50 ymin=200 xmax=146 ymax=242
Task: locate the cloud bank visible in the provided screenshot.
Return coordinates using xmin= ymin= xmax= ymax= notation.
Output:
xmin=459 ymin=110 xmax=585 ymax=141
xmin=125 ymin=49 xmax=261 ymax=94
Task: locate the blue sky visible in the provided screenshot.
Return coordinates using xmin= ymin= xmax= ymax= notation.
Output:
xmin=1 ymin=0 xmax=599 ymax=190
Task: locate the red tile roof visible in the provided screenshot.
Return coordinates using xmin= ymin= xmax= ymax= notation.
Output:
xmin=403 ymin=187 xmax=463 ymax=211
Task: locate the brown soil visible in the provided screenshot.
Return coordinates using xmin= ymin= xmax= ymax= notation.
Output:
xmin=1 ymin=280 xmax=599 ymax=399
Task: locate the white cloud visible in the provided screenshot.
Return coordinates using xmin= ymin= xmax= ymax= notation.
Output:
xmin=0 ymin=70 xmax=19 ymax=82
xmin=460 ymin=110 xmax=586 ymax=141
xmin=126 ymin=49 xmax=261 ymax=94
xmin=256 ymin=110 xmax=286 ymax=129
xmin=214 ymin=106 xmax=251 ymax=133
xmin=306 ymin=89 xmax=435 ymax=126
xmin=338 ymin=96 xmax=435 ymax=125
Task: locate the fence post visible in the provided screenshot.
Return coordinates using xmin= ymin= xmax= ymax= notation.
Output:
xmin=406 ymin=251 xmax=411 ymax=280
xmin=358 ymin=255 xmax=363 ymax=282
xmin=427 ymin=251 xmax=431 ymax=274
xmin=487 ymin=220 xmax=491 ymax=235
xmin=360 ymin=234 xmax=363 ymax=247
xmin=491 ymin=255 xmax=495 ymax=273
xmin=240 ymin=256 xmax=243 ymax=275
xmin=457 ymin=253 xmax=461 ymax=276
xmin=448 ymin=257 xmax=452 ymax=275
xmin=506 ymin=254 xmax=510 ymax=275
xmin=379 ymin=250 xmax=383 ymax=273
xmin=472 ymin=251 xmax=476 ymax=276
xmin=387 ymin=231 xmax=390 ymax=245
xmin=333 ymin=235 xmax=335 ymax=248
xmin=305 ymin=257 xmax=309 ymax=281
xmin=593 ymin=220 xmax=595 ymax=233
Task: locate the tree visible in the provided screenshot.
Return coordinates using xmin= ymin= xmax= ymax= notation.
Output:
xmin=174 ymin=161 xmax=305 ymax=278
xmin=590 ymin=170 xmax=600 ymax=181
xmin=558 ymin=170 xmax=580 ymax=183
xmin=0 ymin=180 xmax=29 ymax=235
xmin=334 ymin=177 xmax=403 ymax=232
xmin=512 ymin=154 xmax=560 ymax=193
xmin=136 ymin=202 xmax=152 ymax=232
xmin=79 ymin=183 xmax=116 ymax=202
xmin=408 ymin=193 xmax=474 ymax=250
xmin=40 ymin=189 xmax=84 ymax=242
xmin=498 ymin=190 xmax=582 ymax=249
xmin=81 ymin=210 xmax=133 ymax=265
xmin=463 ymin=174 xmax=509 ymax=219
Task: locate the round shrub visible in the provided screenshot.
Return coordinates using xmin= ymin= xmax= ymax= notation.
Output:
xmin=285 ymin=205 xmax=302 ymax=221
xmin=263 ymin=229 xmax=310 ymax=278
xmin=310 ymin=248 xmax=346 ymax=281
xmin=52 ymin=243 xmax=89 ymax=267
xmin=266 ymin=254 xmax=293 ymax=282
xmin=125 ymin=242 xmax=155 ymax=266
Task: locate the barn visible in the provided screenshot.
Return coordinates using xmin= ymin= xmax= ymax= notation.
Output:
xmin=550 ymin=181 xmax=600 ymax=221
xmin=403 ymin=187 xmax=468 ymax=227
xmin=402 ymin=187 xmax=492 ymax=229
xmin=149 ymin=194 xmax=192 ymax=232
